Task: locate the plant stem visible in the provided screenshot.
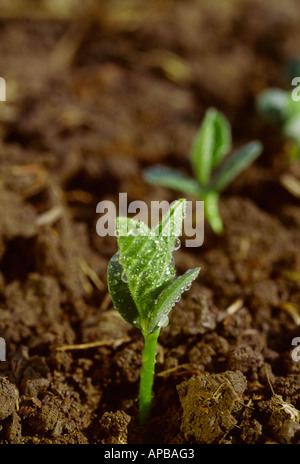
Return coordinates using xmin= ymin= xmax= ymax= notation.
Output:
xmin=138 ymin=328 xmax=160 ymax=425
xmin=204 ymin=191 xmax=223 ymax=234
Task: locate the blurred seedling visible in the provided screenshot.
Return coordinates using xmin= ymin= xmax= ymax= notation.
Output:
xmin=256 ymin=86 xmax=300 ymax=161
xmin=144 ymin=108 xmax=263 ymax=235
xmin=107 ymin=199 xmax=200 ymax=424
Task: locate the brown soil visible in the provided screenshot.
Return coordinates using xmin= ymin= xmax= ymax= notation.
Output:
xmin=1 ymin=0 xmax=300 ymax=444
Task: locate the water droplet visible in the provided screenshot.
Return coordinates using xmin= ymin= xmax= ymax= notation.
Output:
xmin=119 ymin=255 xmax=126 ymax=264
xmin=158 ymin=315 xmax=169 ymax=327
xmin=132 ymin=317 xmax=140 ymax=327
xmin=174 ymin=238 xmax=181 ymax=251
xmin=121 ymin=271 xmax=129 ymax=283
xmin=184 ymin=282 xmax=192 ymax=292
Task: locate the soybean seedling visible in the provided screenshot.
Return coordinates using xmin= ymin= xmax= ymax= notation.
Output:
xmin=256 ymin=87 xmax=300 ymax=161
xmin=107 ymin=199 xmax=200 ymax=425
xmin=143 ymin=108 xmax=263 ymax=234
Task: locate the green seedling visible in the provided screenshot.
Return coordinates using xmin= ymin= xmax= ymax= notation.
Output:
xmin=107 ymin=199 xmax=200 ymax=425
xmin=256 ymin=87 xmax=300 ymax=160
xmin=143 ymin=108 xmax=263 ymax=235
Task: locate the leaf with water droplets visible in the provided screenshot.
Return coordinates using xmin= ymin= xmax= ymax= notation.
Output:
xmin=147 ymin=267 xmax=200 ymax=333
xmin=107 ymin=199 xmax=200 ymax=334
xmin=107 ymin=252 xmax=140 ymax=328
xmin=115 ymin=199 xmax=187 ymax=323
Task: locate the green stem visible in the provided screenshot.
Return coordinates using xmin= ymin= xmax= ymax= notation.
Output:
xmin=138 ymin=328 xmax=160 ymax=425
xmin=204 ymin=191 xmax=223 ymax=235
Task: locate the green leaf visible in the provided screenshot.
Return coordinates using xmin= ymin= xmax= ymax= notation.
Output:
xmin=153 ymin=197 xmax=186 ymax=239
xmin=189 ymin=108 xmax=216 ymax=187
xmin=116 ymin=199 xmax=187 ymax=320
xmin=107 ymin=252 xmax=140 ymax=328
xmin=211 ymin=110 xmax=232 ymax=167
xmin=147 ymin=267 xmax=200 ymax=333
xmin=189 ymin=108 xmax=231 ymax=186
xmin=210 ymin=141 xmax=263 ymax=193
xmin=143 ymin=166 xmax=204 ymax=197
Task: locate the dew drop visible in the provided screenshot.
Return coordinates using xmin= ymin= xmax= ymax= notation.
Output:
xmin=132 ymin=317 xmax=140 ymax=327
xmin=158 ymin=315 xmax=169 ymax=327
xmin=174 ymin=238 xmax=181 ymax=251
xmin=121 ymin=271 xmax=129 ymax=283
xmin=169 ymin=256 xmax=175 ymax=268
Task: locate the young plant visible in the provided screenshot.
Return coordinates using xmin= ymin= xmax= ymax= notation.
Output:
xmin=256 ymin=87 xmax=300 ymax=160
xmin=107 ymin=199 xmax=200 ymax=425
xmin=143 ymin=108 xmax=263 ymax=234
